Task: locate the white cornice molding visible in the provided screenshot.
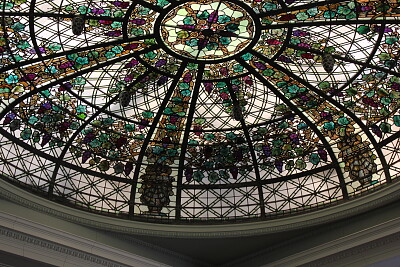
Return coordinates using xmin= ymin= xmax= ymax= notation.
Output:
xmin=261 ymin=217 xmax=400 ymax=267
xmin=1 ymin=179 xmax=399 ymax=238
xmin=0 ymin=212 xmax=171 ymax=267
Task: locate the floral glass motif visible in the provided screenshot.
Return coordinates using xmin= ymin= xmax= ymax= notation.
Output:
xmin=161 ymin=0 xmax=254 ymax=60
xmin=0 ymin=0 xmax=399 ymax=222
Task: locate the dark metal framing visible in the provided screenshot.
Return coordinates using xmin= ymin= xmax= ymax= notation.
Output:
xmin=175 ymin=64 xmax=205 ymax=219
xmin=237 ymin=57 xmax=349 ymax=199
xmin=1 ymin=0 xmax=399 ymax=222
xmin=226 ymin=80 xmax=266 ymax=216
xmin=128 ymin=62 xmax=188 ymax=215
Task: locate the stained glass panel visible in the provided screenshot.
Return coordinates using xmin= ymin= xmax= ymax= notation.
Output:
xmin=1 ymin=0 xmax=399 ymax=223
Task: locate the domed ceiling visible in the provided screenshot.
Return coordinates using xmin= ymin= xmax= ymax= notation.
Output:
xmin=0 ymin=0 xmax=399 ymax=222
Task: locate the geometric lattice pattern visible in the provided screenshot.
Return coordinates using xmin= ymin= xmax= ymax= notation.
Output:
xmin=1 ymin=0 xmax=399 ymax=222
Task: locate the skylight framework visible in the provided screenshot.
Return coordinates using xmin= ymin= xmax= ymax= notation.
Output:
xmin=0 ymin=0 xmax=399 ymax=223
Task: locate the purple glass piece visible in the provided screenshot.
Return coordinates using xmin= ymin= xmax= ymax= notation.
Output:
xmin=185 ymin=168 xmax=193 ymax=182
xmin=138 ymin=119 xmax=149 ymax=129
xmin=91 ymin=8 xmax=105 ymax=15
xmin=275 ymin=160 xmax=283 ymax=173
xmin=208 ymin=11 xmax=218 ymax=23
xmin=371 ymin=125 xmax=382 ymax=138
xmin=41 ymin=134 xmax=51 ymax=147
xmin=277 ymin=55 xmax=293 ymax=63
xmin=298 ymin=43 xmax=311 ymax=48
xmin=21 ymin=73 xmax=36 ymax=82
xmin=234 ymin=149 xmax=243 ymax=161
xmin=204 ymin=146 xmax=213 ymax=159
xmin=193 ymin=126 xmax=202 ymax=136
xmin=3 ymin=117 xmax=12 ymax=125
xmin=106 ymin=30 xmax=122 ymax=37
xmin=318 ymin=149 xmax=328 ymax=161
xmin=254 ymin=62 xmax=266 ymax=70
xmin=155 ymin=59 xmax=167 ymax=67
xmin=262 ymin=145 xmax=271 ymax=157
xmin=124 ymin=161 xmax=134 ymax=176
xmin=169 ymin=116 xmax=179 ymax=124
xmin=183 ymin=73 xmax=192 ymax=83
xmin=59 ymin=61 xmax=74 ymax=69
xmin=198 ymin=39 xmax=208 ymax=50
xmin=115 ymin=137 xmax=127 ymax=149
xmin=131 ymin=19 xmax=146 ymax=25
xmin=157 ymin=76 xmax=168 ymax=86
xmin=229 ymin=167 xmax=238 ymax=179
xmin=58 ymin=122 xmax=71 ymax=133
xmin=82 ymin=151 xmax=91 ymax=163
xmin=83 ymin=132 xmax=96 ymax=144
xmin=204 ymin=82 xmax=213 ymax=93
xmin=42 ymin=103 xmax=52 ymax=110
xmin=178 ymin=25 xmax=195 ymax=30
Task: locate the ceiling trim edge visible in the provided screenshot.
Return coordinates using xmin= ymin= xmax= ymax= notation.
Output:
xmin=262 ymin=217 xmax=400 ymax=267
xmin=0 ymin=224 xmax=168 ymax=267
xmin=1 ymin=179 xmax=399 ymax=238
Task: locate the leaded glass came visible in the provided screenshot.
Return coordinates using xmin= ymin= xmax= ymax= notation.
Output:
xmin=0 ymin=0 xmax=399 ymax=223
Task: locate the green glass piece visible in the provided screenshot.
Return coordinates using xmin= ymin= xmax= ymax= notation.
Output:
xmin=194 ymin=118 xmax=206 ymax=125
xmin=28 ymin=116 xmax=39 ymax=125
xmin=309 ymin=153 xmax=320 ymax=165
xmin=157 ymin=0 xmax=169 ymax=7
xmin=337 ymin=117 xmax=349 ymax=126
xmin=393 ymin=115 xmax=400 ymax=127
xmin=166 ymin=124 xmax=177 ymax=130
xmin=103 ymin=117 xmax=114 ymax=125
xmin=356 ymin=25 xmax=370 ymax=35
xmin=77 ymin=113 xmax=87 ymax=120
xmin=125 ymin=124 xmax=135 ymax=131
xmin=193 ymin=171 xmax=204 ymax=182
xmin=177 ymin=30 xmax=189 ymax=39
xmin=20 ymin=128 xmax=32 ymax=140
xmin=226 ymin=132 xmax=237 ymax=140
xmin=285 ymin=160 xmax=294 ymax=170
xmin=204 ymin=161 xmax=214 ymax=169
xmin=204 ymin=133 xmax=215 ymax=140
xmin=262 ymin=68 xmax=274 ymax=76
xmin=114 ymin=162 xmax=124 ymax=174
xmin=183 ymin=16 xmax=195 ymax=25
xmin=219 ymin=37 xmax=231 ymax=45
xmin=89 ymin=139 xmax=101 ymax=148
xmin=380 ymin=122 xmax=391 ymax=133
xmin=298 ymin=123 xmax=308 ymax=130
xmin=323 ymin=122 xmax=335 ymax=130
xmin=98 ymin=160 xmax=110 ymax=171
xmin=197 ymin=10 xmax=209 ymax=20
xmin=318 ymin=81 xmax=330 ymax=89
xmin=295 ymin=159 xmax=306 ymax=170
xmin=380 ymin=97 xmax=391 ymax=105
xmin=99 ymin=133 xmax=109 ymax=142
xmin=218 ymin=15 xmax=231 ymax=23
xmin=226 ymin=23 xmax=239 ymax=32
xmin=296 ymin=12 xmax=309 ymax=21
xmin=142 ymin=111 xmax=154 ymax=118
xmin=385 ymin=36 xmax=399 ymax=45
xmin=295 ymin=147 xmax=304 ymax=156
xmin=102 ymin=142 xmax=112 ymax=149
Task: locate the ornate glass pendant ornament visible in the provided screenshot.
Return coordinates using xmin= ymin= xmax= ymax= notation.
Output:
xmin=119 ymin=90 xmax=131 ymax=107
xmin=71 ymin=16 xmax=85 ymax=35
xmin=322 ymin=53 xmax=335 ymax=73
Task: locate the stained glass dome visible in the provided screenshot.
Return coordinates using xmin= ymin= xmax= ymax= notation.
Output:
xmin=1 ymin=0 xmax=399 ymax=223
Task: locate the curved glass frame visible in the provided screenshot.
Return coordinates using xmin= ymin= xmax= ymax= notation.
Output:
xmin=0 ymin=0 xmax=399 ymax=223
